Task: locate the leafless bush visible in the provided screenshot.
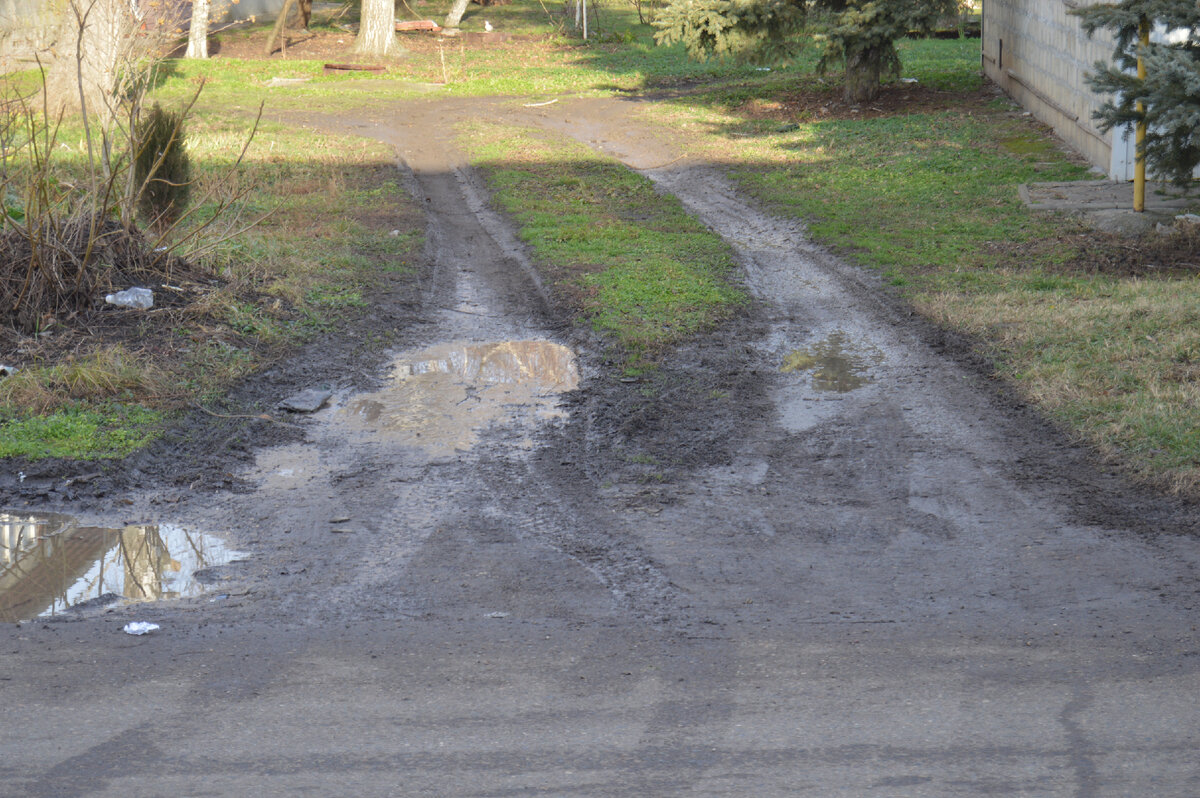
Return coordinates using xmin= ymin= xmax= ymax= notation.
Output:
xmin=0 ymin=0 xmax=265 ymax=335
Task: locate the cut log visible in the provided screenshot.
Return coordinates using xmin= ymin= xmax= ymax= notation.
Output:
xmin=396 ymin=20 xmax=443 ymax=32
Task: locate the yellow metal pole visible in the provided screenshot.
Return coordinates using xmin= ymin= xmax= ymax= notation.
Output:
xmin=1134 ymin=16 xmax=1149 ymax=212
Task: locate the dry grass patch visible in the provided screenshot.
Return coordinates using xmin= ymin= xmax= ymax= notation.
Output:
xmin=921 ymin=278 xmax=1200 ymax=493
xmin=0 ymin=345 xmax=170 ymax=413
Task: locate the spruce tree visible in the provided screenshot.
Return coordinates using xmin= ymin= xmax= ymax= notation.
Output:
xmin=134 ymin=104 xmax=191 ymax=229
xmin=1072 ymin=0 xmax=1200 ymax=186
xmin=653 ymin=0 xmax=961 ymax=102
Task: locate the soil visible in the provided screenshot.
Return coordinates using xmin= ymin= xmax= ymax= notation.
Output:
xmin=201 ymin=15 xmax=544 ymax=61
xmin=730 ymin=82 xmax=994 ymax=124
xmin=3 ymin=83 xmax=1200 ymax=796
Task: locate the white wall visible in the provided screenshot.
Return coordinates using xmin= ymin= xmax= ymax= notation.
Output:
xmin=982 ymin=0 xmax=1124 ymax=177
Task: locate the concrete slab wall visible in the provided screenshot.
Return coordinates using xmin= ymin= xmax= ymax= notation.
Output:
xmin=982 ymin=0 xmax=1126 ymax=179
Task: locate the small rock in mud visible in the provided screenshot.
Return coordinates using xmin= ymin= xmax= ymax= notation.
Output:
xmin=67 ymin=592 xmax=122 ymax=613
xmin=279 ymin=388 xmax=333 ymax=413
xmin=193 ymin=566 xmax=233 ymax=585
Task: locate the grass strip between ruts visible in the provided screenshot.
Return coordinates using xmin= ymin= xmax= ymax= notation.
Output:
xmin=459 ymin=120 xmax=746 ymax=370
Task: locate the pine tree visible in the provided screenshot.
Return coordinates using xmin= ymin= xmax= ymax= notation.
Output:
xmin=1072 ymin=0 xmax=1200 ymax=185
xmin=653 ymin=0 xmax=961 ymax=102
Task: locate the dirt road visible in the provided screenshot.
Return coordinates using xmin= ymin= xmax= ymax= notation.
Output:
xmin=2 ymin=96 xmax=1198 ymax=796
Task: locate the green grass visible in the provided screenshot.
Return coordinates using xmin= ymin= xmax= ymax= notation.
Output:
xmin=733 ymin=112 xmax=1085 ymax=281
xmin=894 ymin=36 xmax=983 ymax=91
xmin=148 ymin=0 xmax=812 ymax=111
xmin=460 ymin=121 xmax=745 ymax=366
xmin=0 ymin=404 xmax=163 ymax=460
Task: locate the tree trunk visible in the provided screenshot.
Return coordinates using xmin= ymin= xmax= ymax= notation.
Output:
xmin=187 ymin=0 xmax=209 ymax=59
xmin=353 ymin=0 xmax=399 ymax=56
xmin=44 ymin=0 xmax=137 ymax=116
xmin=445 ymin=0 xmax=471 ymax=28
xmin=843 ymin=45 xmax=883 ymax=103
xmin=264 ymin=0 xmax=297 ymax=55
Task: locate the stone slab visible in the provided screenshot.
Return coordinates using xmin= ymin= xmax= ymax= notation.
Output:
xmin=279 ymin=388 xmax=333 ymax=413
xmin=1019 ymin=180 xmax=1194 ymax=211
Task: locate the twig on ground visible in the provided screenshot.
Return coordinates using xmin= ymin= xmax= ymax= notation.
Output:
xmin=190 ymin=401 xmax=303 ymax=427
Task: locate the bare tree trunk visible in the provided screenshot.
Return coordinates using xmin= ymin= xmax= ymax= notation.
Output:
xmin=44 ymin=0 xmax=183 ymax=116
xmin=264 ymin=0 xmax=296 ymax=55
xmin=353 ymin=0 xmax=399 ymax=56
xmin=44 ymin=0 xmax=135 ymax=116
xmin=187 ymin=0 xmax=210 ymax=59
xmin=445 ymin=0 xmax=470 ymax=29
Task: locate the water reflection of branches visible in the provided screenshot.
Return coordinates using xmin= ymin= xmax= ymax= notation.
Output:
xmin=1 ymin=515 xmax=238 ymax=621
xmin=119 ymin=525 xmax=176 ymax=600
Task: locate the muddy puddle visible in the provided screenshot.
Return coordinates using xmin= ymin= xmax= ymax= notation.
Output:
xmin=0 ymin=512 xmax=244 ymax=622
xmin=342 ymin=339 xmax=580 ymax=454
xmin=781 ymin=331 xmax=881 ymax=393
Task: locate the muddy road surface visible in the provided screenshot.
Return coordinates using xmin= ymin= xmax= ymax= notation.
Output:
xmin=2 ymin=96 xmax=1199 ymax=796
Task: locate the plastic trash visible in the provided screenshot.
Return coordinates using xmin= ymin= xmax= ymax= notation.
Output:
xmin=0 ymin=364 xmax=15 ymax=377
xmin=123 ymin=621 xmax=160 ymax=635
xmin=105 ymin=287 xmax=154 ymax=309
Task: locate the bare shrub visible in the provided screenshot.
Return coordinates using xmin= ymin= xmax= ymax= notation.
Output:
xmin=0 ymin=55 xmax=263 ymax=336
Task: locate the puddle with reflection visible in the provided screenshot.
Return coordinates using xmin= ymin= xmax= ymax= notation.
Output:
xmin=0 ymin=512 xmax=244 ymax=622
xmin=343 ymin=339 xmax=580 ymax=454
xmin=781 ymin=331 xmax=880 ymax=393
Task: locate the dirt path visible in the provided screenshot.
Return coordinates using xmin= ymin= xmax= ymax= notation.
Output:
xmin=2 ymin=96 xmax=1199 ymax=796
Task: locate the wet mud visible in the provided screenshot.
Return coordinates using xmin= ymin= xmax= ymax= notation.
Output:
xmin=343 ymin=339 xmax=579 ymax=455
xmin=1 ymin=95 xmax=1198 ymax=796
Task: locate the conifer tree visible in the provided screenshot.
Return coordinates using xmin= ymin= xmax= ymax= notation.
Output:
xmin=1072 ymin=0 xmax=1200 ymax=185
xmin=654 ymin=0 xmax=961 ymax=102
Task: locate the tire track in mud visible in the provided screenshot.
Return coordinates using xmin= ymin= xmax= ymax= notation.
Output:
xmin=239 ymin=104 xmax=695 ymax=631
xmin=385 ymin=106 xmax=691 ymax=626
xmin=513 ymin=97 xmax=1200 ymax=641
xmin=304 ymin=103 xmax=743 ymax=793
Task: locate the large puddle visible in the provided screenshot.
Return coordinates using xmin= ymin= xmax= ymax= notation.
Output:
xmin=0 ymin=512 xmax=244 ymax=622
xmin=781 ymin=331 xmax=880 ymax=393
xmin=342 ymin=339 xmax=580 ymax=454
